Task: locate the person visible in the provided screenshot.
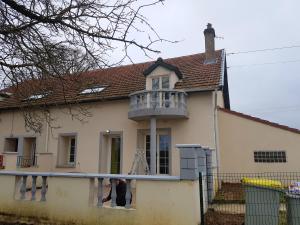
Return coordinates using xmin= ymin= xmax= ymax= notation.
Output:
xmin=102 ymin=179 xmax=132 ymax=206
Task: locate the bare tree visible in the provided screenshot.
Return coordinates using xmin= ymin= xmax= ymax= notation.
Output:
xmin=0 ymin=0 xmax=168 ymax=132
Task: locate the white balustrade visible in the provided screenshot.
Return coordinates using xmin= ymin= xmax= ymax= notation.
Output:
xmin=129 ymin=90 xmax=188 ymax=119
xmin=1 ymin=171 xmax=179 ymax=210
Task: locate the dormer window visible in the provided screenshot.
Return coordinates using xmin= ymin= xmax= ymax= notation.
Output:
xmin=144 ymin=57 xmax=182 ymax=91
xmin=152 ymin=76 xmax=170 ymax=90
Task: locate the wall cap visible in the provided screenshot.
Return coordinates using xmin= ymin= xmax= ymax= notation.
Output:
xmin=176 ymin=144 xmax=202 ymax=148
xmin=0 ymin=171 xmax=180 ymax=181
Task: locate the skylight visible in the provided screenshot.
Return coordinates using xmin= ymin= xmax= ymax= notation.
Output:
xmin=80 ymin=87 xmax=105 ymax=95
xmin=26 ymin=94 xmax=45 ymax=100
xmin=23 ymin=92 xmax=51 ymax=101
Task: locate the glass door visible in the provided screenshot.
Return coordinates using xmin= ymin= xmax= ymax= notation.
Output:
xmin=110 ymin=136 xmax=121 ymax=174
xmin=145 ymin=133 xmax=170 ymax=175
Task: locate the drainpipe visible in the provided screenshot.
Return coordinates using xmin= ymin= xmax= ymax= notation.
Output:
xmin=150 ymin=117 xmax=157 ymax=175
xmin=213 ymin=90 xmax=220 ymax=176
xmin=45 ymin=111 xmax=50 ymax=153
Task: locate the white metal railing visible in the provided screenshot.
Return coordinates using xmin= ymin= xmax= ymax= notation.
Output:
xmin=129 ymin=89 xmax=187 ymax=111
xmin=0 ymin=171 xmax=179 ymax=209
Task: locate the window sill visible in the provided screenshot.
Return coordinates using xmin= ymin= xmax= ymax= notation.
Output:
xmin=2 ymin=152 xmax=18 ymax=155
xmin=38 ymin=152 xmax=53 ymax=155
xmin=56 ymin=164 xmax=76 ymax=168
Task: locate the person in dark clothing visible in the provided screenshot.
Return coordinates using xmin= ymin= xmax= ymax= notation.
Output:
xmin=102 ymin=179 xmax=132 ymax=206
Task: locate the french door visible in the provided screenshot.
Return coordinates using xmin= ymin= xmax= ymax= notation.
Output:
xmin=145 ymin=134 xmax=171 ymax=175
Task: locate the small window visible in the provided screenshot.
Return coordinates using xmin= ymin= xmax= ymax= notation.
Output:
xmin=152 ymin=78 xmax=159 ymax=90
xmin=4 ymin=138 xmax=18 ymax=152
xmin=254 ymin=151 xmax=287 ymax=163
xmin=80 ymin=87 xmax=105 ymax=94
xmin=161 ymin=76 xmax=170 ymax=89
xmin=57 ymin=135 xmax=77 ymax=167
xmin=69 ymin=138 xmax=76 ymax=164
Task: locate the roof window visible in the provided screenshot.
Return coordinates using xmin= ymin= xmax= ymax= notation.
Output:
xmin=27 ymin=94 xmax=45 ymax=100
xmin=0 ymin=92 xmax=11 ymax=101
xmin=80 ymin=86 xmax=105 ymax=95
xmin=23 ymin=92 xmax=51 ymax=101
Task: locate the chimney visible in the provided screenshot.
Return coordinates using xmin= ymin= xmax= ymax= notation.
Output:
xmin=204 ymin=23 xmax=216 ymax=63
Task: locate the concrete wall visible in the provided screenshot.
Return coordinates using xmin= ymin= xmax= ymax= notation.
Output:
xmin=0 ymin=174 xmax=200 ymax=225
xmin=218 ymin=109 xmax=300 ymax=173
xmin=0 ymin=92 xmax=216 ymax=175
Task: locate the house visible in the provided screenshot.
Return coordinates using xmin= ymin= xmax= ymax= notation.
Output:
xmin=0 ymin=23 xmax=299 ymax=176
xmin=0 ymin=24 xmax=228 ymax=176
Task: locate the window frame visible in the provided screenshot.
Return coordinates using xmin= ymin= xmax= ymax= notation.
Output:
xmin=151 ymin=75 xmax=170 ymax=90
xmin=68 ymin=137 xmax=76 ymax=165
xmin=4 ymin=137 xmax=19 ymax=153
xmin=145 ymin=131 xmax=171 ymax=175
xmin=254 ymin=150 xmax=287 ymax=163
xmin=57 ymin=133 xmax=78 ymax=168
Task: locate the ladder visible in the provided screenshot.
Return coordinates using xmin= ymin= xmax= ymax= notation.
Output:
xmin=129 ymin=148 xmax=150 ymax=175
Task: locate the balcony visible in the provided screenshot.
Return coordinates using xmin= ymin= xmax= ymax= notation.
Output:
xmin=17 ymin=156 xmax=38 ymax=168
xmin=128 ymin=90 xmax=188 ymax=120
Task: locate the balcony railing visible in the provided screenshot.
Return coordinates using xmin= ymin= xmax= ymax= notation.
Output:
xmin=128 ymin=89 xmax=188 ymax=120
xmin=17 ymin=156 xmax=38 ymax=168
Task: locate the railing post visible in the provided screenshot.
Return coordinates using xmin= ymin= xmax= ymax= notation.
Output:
xmin=171 ymin=92 xmax=175 ymax=108
xmin=97 ymin=178 xmax=103 ymax=207
xmin=31 ymin=176 xmax=37 ymax=201
xmin=175 ymin=92 xmax=179 ymax=107
xmin=20 ymin=175 xmax=27 ymax=200
xmin=179 ymin=93 xmax=184 ymax=109
xmin=125 ymin=179 xmax=132 ymax=209
xmin=40 ymin=176 xmax=47 ymax=201
xmin=146 ymin=92 xmax=150 ymax=108
xmin=111 ymin=179 xmax=117 ymax=207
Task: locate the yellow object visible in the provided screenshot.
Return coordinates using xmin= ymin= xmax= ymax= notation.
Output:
xmin=242 ymin=177 xmax=282 ymax=189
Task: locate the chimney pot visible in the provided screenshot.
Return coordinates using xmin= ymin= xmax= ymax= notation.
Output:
xmin=204 ymin=23 xmax=216 ymax=64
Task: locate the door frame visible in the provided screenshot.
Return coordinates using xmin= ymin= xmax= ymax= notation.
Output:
xmin=99 ymin=131 xmax=123 ymax=174
xmin=138 ymin=128 xmax=172 ymax=175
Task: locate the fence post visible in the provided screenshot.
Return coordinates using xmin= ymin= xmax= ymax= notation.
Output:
xmin=199 ymin=172 xmax=205 ymax=225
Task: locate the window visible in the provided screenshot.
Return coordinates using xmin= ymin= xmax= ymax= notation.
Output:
xmin=68 ymin=138 xmax=76 ymax=164
xmin=4 ymin=138 xmax=18 ymax=152
xmin=57 ymin=135 xmax=77 ymax=167
xmin=151 ymin=76 xmax=170 ymax=90
xmin=145 ymin=133 xmax=170 ymax=175
xmin=23 ymin=93 xmax=49 ymax=101
xmin=161 ymin=76 xmax=170 ymax=89
xmin=159 ymin=135 xmax=170 ymax=174
xmin=254 ymin=151 xmax=287 ymax=163
xmin=80 ymin=86 xmax=105 ymax=94
xmin=152 ymin=78 xmax=159 ymax=90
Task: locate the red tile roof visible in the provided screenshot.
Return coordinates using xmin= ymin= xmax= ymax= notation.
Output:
xmin=218 ymin=107 xmax=300 ymax=135
xmin=0 ymin=50 xmax=224 ymax=110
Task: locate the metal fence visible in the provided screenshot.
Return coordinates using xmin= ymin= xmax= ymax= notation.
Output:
xmin=200 ymin=172 xmax=300 ymax=225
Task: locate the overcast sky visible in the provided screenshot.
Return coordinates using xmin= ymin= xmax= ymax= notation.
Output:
xmin=125 ymin=0 xmax=300 ymax=129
